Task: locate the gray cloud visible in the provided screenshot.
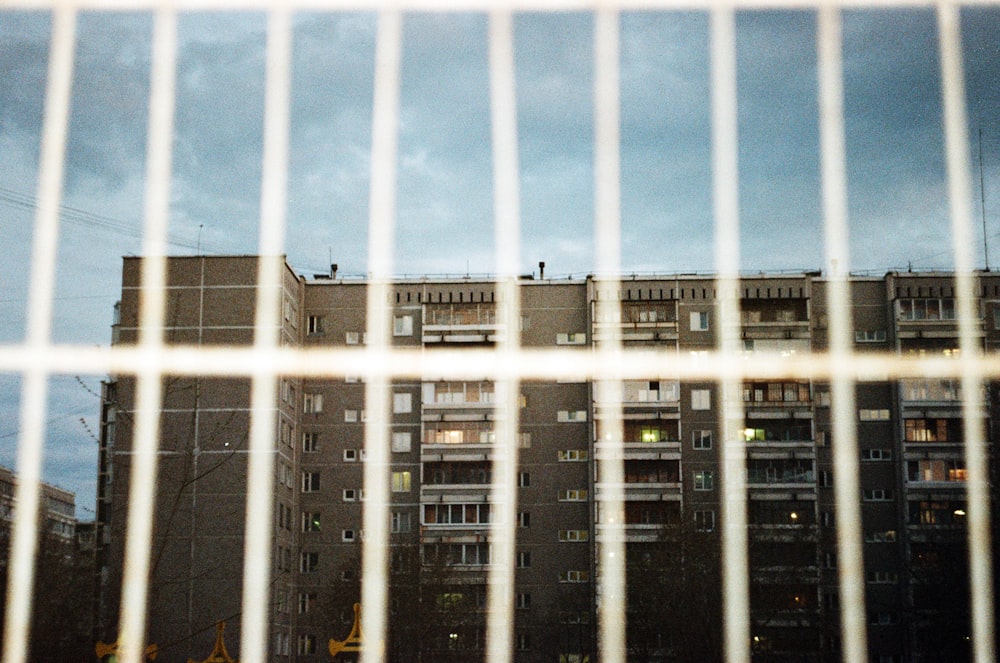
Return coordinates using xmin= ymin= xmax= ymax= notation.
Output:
xmin=3 ymin=8 xmax=1000 ymax=513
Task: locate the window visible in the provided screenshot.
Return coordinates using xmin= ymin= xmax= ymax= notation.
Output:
xmin=517 ymin=632 xmax=531 ymax=651
xmin=517 ymin=551 xmax=531 ymax=568
xmin=392 ymin=471 xmax=412 ymax=493
xmin=302 ymin=432 xmax=319 ymax=453
xmin=690 ymin=310 xmax=709 ymax=330
xmin=343 ymin=449 xmax=357 ymax=462
xmin=301 ymin=512 xmax=321 ymax=532
xmin=306 ymin=315 xmax=324 ymax=335
xmin=867 ymin=571 xmax=899 ymax=584
xmin=344 ymin=409 xmax=358 ymax=422
xmin=300 ymin=552 xmax=318 ymax=573
xmin=297 ymin=635 xmax=317 ymax=655
xmin=393 ymin=392 xmax=412 ymax=414
xmin=391 ymin=431 xmax=412 ymax=453
xmin=301 ymin=472 xmax=320 ymax=493
xmin=298 ymin=592 xmax=317 ymax=614
xmin=859 ymin=408 xmax=890 ymax=421
xmin=560 ymin=570 xmax=589 ymax=583
xmin=518 ymin=512 xmax=530 ymax=528
xmin=392 ymin=511 xmax=412 ymax=533
xmin=864 ymin=530 xmax=897 ymax=543
xmin=692 ymin=429 xmax=712 ymax=450
xmin=694 ymin=510 xmax=715 ymax=532
xmin=345 ymin=331 xmax=361 ymax=345
xmin=276 ymin=503 xmax=292 ymax=531
xmin=691 ymin=389 xmax=711 ymax=410
xmin=869 ymin=612 xmax=899 ymax=626
xmin=518 ymin=472 xmax=530 ymax=487
xmin=854 ymin=329 xmax=886 ymax=342
xmin=393 ymin=314 xmax=413 ymax=336
xmin=694 ymin=470 xmax=714 ymax=491
xmin=342 ymin=529 xmax=356 ymax=542
xmin=862 ymin=448 xmax=892 ymax=461
xmin=905 ymin=418 xmax=956 ymax=442
xmin=558 ymin=489 xmax=588 ymax=501
xmin=863 ymin=489 xmax=894 ymax=501
xmin=558 ymin=410 xmax=587 ymax=422
xmin=303 ymin=393 xmax=323 ymax=413
xmin=278 ymin=463 xmax=295 ymax=488
xmin=558 ymin=530 xmax=589 ymax=542
xmin=516 ymin=592 xmax=531 ymax=609
xmin=897 ymin=298 xmax=956 ymax=321
xmin=343 ymin=489 xmax=357 ymax=502
xmin=558 ymin=449 xmax=588 ymax=461
xmin=275 ymin=632 xmax=289 ymax=657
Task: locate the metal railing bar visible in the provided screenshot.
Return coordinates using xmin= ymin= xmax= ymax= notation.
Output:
xmin=817 ymin=7 xmax=869 ymax=662
xmin=709 ymin=7 xmax=750 ymax=662
xmin=240 ymin=7 xmax=293 ymax=663
xmin=938 ymin=4 xmax=997 ymax=661
xmin=1 ymin=7 xmax=76 ymax=663
xmin=485 ymin=10 xmax=521 ymax=663
xmin=117 ymin=8 xmax=175 ymax=663
xmin=360 ymin=10 xmax=402 ymax=663
xmin=593 ymin=8 xmax=627 ymax=663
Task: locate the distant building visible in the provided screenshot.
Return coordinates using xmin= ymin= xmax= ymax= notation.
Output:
xmin=0 ymin=464 xmax=76 ymax=545
xmin=98 ymin=256 xmax=998 ymax=663
xmin=0 ymin=465 xmax=95 ymax=662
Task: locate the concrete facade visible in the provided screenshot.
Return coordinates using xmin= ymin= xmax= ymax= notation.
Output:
xmin=98 ymin=256 xmax=998 ymax=662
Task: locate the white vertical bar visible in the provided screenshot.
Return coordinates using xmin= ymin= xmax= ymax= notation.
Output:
xmin=710 ymin=7 xmax=748 ymax=663
xmin=118 ymin=9 xmax=176 ymax=663
xmin=486 ymin=10 xmax=521 ymax=663
xmin=1 ymin=8 xmax=75 ymax=663
xmin=360 ymin=11 xmax=401 ymax=663
xmin=241 ymin=8 xmax=292 ymax=663
xmin=817 ymin=8 xmax=868 ymax=663
xmin=593 ymin=8 xmax=626 ymax=663
xmin=938 ymin=5 xmax=996 ymax=662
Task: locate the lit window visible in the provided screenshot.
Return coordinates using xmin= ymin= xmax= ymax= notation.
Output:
xmin=392 ymin=471 xmax=412 ymax=493
xmin=301 ymin=512 xmax=321 ymax=532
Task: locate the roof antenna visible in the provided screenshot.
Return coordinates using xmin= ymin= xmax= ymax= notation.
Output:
xmin=197 ymin=224 xmax=203 ymax=255
xmin=980 ymin=127 xmax=990 ymax=271
xmin=539 ymin=261 xmax=545 ymax=279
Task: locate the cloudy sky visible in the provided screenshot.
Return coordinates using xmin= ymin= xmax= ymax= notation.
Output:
xmin=1 ymin=7 xmax=999 ymax=515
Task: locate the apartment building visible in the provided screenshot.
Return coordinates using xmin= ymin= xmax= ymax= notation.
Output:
xmin=98 ymin=256 xmax=997 ymax=662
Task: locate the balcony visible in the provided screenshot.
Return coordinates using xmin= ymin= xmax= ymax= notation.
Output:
xmin=422 ymin=303 xmax=503 ymax=344
xmin=741 ymin=299 xmax=810 ymax=341
xmin=592 ymin=302 xmax=678 ymax=344
xmin=746 ymin=459 xmax=815 ymax=488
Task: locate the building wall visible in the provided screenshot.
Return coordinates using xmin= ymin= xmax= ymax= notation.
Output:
xmin=99 ymin=259 xmax=997 ymax=662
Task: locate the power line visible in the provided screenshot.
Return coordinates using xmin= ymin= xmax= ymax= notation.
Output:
xmin=0 ymin=186 xmax=229 ymax=254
